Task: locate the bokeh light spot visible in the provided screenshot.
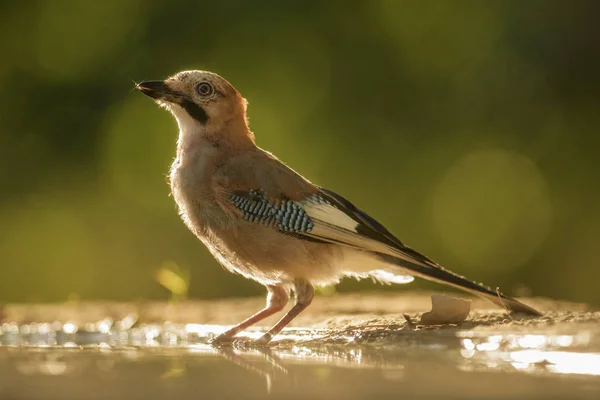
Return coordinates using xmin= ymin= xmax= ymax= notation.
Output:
xmin=430 ymin=149 xmax=553 ymax=272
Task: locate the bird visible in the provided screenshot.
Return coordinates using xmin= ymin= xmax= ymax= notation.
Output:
xmin=136 ymin=70 xmax=541 ymax=344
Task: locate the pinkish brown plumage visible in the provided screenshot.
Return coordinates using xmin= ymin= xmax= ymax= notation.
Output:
xmin=137 ymin=70 xmax=541 ymax=344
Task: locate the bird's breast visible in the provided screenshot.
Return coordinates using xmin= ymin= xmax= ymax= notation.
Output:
xmin=169 ymin=154 xmax=225 ymax=233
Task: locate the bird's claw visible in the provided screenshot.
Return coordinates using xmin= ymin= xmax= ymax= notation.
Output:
xmin=210 ymin=333 xmax=236 ymax=346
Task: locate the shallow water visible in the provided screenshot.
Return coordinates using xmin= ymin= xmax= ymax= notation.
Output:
xmin=1 ymin=320 xmax=599 ymax=399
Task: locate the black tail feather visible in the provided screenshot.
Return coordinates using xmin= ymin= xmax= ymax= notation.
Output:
xmin=380 ymin=254 xmax=542 ymax=316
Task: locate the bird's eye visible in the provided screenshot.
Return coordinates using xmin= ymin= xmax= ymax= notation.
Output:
xmin=196 ymin=82 xmax=214 ymax=97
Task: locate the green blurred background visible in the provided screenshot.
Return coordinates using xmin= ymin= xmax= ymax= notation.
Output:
xmin=1 ymin=0 xmax=599 ymax=305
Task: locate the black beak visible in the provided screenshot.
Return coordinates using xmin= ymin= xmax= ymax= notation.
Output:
xmin=136 ymin=81 xmax=182 ymax=102
xmin=136 ymin=79 xmax=209 ymax=124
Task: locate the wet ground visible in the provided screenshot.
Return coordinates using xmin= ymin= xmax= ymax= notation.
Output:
xmin=1 ymin=292 xmax=599 ymax=399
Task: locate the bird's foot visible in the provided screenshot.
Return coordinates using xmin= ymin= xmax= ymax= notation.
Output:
xmin=210 ymin=332 xmax=274 ymax=348
xmin=255 ymin=332 xmax=273 ymax=346
xmin=210 ymin=333 xmax=236 ymax=346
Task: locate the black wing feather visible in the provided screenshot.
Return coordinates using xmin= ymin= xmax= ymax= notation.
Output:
xmin=317 ymin=188 xmax=437 ymax=266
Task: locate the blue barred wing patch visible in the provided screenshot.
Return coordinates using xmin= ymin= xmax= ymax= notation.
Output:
xmin=229 ymin=189 xmax=316 ymax=233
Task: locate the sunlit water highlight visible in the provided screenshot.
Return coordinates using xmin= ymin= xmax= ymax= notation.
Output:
xmin=1 ymin=319 xmax=599 ymax=399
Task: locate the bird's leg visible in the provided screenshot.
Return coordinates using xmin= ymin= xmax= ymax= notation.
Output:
xmin=256 ymin=279 xmax=314 ymax=345
xmin=212 ymin=285 xmax=290 ymax=344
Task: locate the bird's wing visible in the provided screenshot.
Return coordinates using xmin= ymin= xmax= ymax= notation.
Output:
xmin=213 ymin=151 xmax=541 ymax=316
xmin=305 ymin=188 xmax=438 ymax=265
xmin=213 ymin=150 xmax=435 ymax=267
xmin=225 ymin=186 xmax=436 ymax=266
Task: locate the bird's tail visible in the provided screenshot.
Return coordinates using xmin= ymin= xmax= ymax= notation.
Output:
xmin=378 ymin=254 xmax=542 ymax=316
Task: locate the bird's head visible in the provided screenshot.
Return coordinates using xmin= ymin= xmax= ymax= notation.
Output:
xmin=137 ymin=70 xmax=252 ymax=144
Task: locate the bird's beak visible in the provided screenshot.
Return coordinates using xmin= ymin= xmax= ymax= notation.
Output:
xmin=136 ymin=80 xmax=182 ymax=103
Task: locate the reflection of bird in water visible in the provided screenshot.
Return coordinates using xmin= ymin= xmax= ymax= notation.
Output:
xmin=215 ymin=345 xmax=288 ymax=394
xmin=137 ymin=70 xmax=541 ymax=344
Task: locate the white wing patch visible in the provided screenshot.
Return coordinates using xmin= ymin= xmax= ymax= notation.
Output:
xmin=297 ymin=194 xmax=433 ymax=270
xmin=300 ymin=201 xmax=359 ymax=232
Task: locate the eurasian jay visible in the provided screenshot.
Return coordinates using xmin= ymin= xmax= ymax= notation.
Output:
xmin=136 ymin=70 xmax=541 ymax=344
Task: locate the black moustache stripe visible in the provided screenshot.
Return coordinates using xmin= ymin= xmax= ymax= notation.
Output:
xmin=180 ymin=99 xmax=208 ymax=124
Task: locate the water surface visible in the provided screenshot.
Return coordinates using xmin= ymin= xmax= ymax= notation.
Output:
xmin=1 ymin=320 xmax=599 ymax=399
